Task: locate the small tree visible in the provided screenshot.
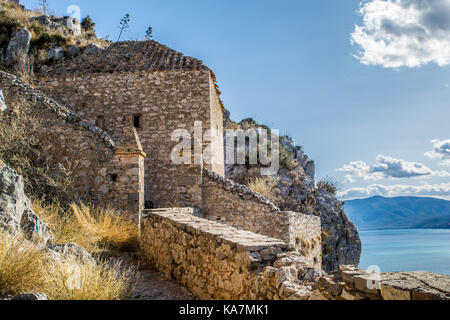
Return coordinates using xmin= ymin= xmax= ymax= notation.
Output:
xmin=145 ymin=26 xmax=153 ymax=40
xmin=39 ymin=0 xmax=49 ymax=16
xmin=117 ymin=13 xmax=130 ymax=42
xmin=317 ymin=176 xmax=342 ymax=195
xmin=81 ymin=15 xmax=96 ymax=31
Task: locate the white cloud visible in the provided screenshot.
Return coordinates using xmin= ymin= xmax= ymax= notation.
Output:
xmin=425 ymin=139 xmax=450 ymax=166
xmin=351 ymin=0 xmax=450 ymax=68
xmin=339 ymin=182 xmax=450 ymax=199
xmin=337 ymin=155 xmax=448 ymax=182
xmin=337 ymin=161 xmax=378 ymax=182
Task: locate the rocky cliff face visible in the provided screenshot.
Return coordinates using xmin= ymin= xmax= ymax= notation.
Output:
xmin=0 ymin=160 xmax=94 ymax=264
xmin=223 ymin=115 xmax=361 ymax=271
xmin=315 ymin=189 xmax=361 ymax=271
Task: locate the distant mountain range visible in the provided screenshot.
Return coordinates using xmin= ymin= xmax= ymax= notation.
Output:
xmin=344 ymin=196 xmax=450 ymax=231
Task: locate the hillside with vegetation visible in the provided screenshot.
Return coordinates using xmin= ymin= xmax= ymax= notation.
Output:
xmin=0 ymin=0 xmax=107 ymax=79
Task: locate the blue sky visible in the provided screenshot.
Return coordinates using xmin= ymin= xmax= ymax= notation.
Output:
xmin=21 ymin=0 xmax=450 ymax=199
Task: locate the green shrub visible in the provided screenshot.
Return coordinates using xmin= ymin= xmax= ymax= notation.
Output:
xmin=0 ymin=12 xmax=20 ymax=47
xmin=29 ymin=21 xmax=43 ymax=38
xmin=81 ymin=15 xmax=96 ymax=31
xmin=240 ymin=118 xmax=257 ymax=126
xmin=31 ymin=32 xmax=68 ymax=50
xmin=317 ymin=177 xmax=341 ymax=195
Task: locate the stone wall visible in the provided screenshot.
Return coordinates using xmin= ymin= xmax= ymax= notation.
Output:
xmin=108 ymin=128 xmax=146 ymax=218
xmin=140 ymin=210 xmax=450 ymax=300
xmin=283 ymin=212 xmax=322 ymax=268
xmin=140 ymin=210 xmax=310 ymax=300
xmin=35 ymin=42 xmax=225 ymax=208
xmin=208 ymin=76 xmax=224 ymax=176
xmin=201 ymin=169 xmax=322 ymax=268
xmin=0 ymin=71 xmax=145 ymax=215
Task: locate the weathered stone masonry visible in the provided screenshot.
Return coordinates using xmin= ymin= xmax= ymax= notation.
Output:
xmin=202 ymin=169 xmax=322 ymax=268
xmin=0 ymin=71 xmax=145 ymax=215
xmin=140 ymin=209 xmax=299 ymax=300
xmin=2 ymin=34 xmax=450 ymax=300
xmin=35 ymin=41 xmax=225 ymax=208
xmin=140 ymin=210 xmax=450 ymax=300
xmin=174 ymin=152 xmax=322 ymax=268
xmin=11 ymin=39 xmax=323 ymax=265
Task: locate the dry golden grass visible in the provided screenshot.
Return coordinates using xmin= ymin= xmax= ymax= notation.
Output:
xmin=70 ymin=203 xmax=139 ymax=251
xmin=0 ymin=230 xmax=135 ymax=300
xmin=247 ymin=176 xmax=280 ymax=203
xmin=0 ymin=0 xmax=39 ymax=25
xmin=0 ymin=233 xmax=46 ymax=296
xmin=43 ymin=258 xmax=135 ymax=300
xmin=33 ymin=201 xmax=139 ymax=254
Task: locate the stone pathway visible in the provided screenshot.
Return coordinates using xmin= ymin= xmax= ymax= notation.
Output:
xmin=109 ymin=252 xmax=194 ymax=300
xmin=131 ymin=268 xmax=195 ymax=300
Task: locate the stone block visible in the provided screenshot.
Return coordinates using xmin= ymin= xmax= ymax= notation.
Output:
xmin=380 ymin=283 xmax=411 ymax=300
xmin=177 ymin=175 xmax=200 ymax=186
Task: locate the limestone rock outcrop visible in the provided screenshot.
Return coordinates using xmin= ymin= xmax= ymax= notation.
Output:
xmin=0 ymin=164 xmax=52 ymax=244
xmin=29 ymin=15 xmax=81 ymax=36
xmin=0 ymin=90 xmax=7 ymax=111
xmin=312 ymin=265 xmax=450 ymax=300
xmin=47 ymin=47 xmax=64 ymax=61
xmin=67 ymin=45 xmax=81 ymax=58
xmin=5 ymin=27 xmax=31 ymax=66
xmin=62 ymin=17 xmax=81 ymax=36
xmin=5 ymin=27 xmax=31 ymax=75
xmin=0 ymin=162 xmax=93 ymax=263
xmin=314 ymin=189 xmax=361 ymax=271
xmin=10 ymin=292 xmax=49 ymax=300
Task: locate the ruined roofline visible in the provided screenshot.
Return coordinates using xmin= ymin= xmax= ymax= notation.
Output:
xmin=203 ymin=168 xmax=281 ymax=212
xmin=36 ymin=40 xmax=211 ymax=76
xmin=0 ymin=71 xmax=116 ymax=148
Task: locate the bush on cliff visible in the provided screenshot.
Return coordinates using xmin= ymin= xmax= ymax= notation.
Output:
xmin=81 ymin=15 xmax=96 ymax=31
xmin=316 ymin=177 xmax=341 ymax=196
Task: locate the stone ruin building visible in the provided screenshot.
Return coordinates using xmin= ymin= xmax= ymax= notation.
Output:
xmin=35 ymin=41 xmax=225 ymax=209
xmin=29 ymin=40 xmax=322 ymax=265
xmin=3 ymin=34 xmax=448 ymax=299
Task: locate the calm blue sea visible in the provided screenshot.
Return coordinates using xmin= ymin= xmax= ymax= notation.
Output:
xmin=359 ymin=229 xmax=450 ymax=275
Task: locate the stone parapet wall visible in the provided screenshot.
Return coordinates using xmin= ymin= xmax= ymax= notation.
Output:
xmin=140 ymin=211 xmax=450 ymax=300
xmin=283 ymin=212 xmax=322 ymax=268
xmin=139 ymin=210 xmax=450 ymax=300
xmin=202 ymin=168 xmax=279 ymax=212
xmin=201 ymin=169 xmax=322 ymax=268
xmin=140 ymin=210 xmax=315 ymax=300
